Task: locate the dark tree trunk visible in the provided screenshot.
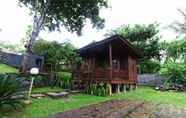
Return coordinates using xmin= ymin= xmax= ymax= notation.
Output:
xmin=19 ymin=14 xmax=43 ymax=73
xmin=19 ymin=1 xmax=49 ymax=73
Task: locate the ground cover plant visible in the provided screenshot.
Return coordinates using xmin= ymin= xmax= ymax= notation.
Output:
xmin=0 ymin=74 xmax=26 ymax=110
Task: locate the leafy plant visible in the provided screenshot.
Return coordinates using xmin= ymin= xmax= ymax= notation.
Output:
xmin=159 ymin=61 xmax=186 ymax=89
xmin=139 ymin=59 xmax=161 ymax=74
xmin=26 ymin=75 xmax=48 ymax=87
xmin=85 ymin=83 xmax=108 ymax=96
xmin=56 ymin=72 xmax=72 ymax=89
xmin=0 ymin=74 xmax=26 ymax=109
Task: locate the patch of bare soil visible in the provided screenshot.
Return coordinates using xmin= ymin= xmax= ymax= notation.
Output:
xmin=48 ymin=100 xmax=186 ymax=118
xmin=48 ymin=100 xmax=144 ymax=118
xmin=125 ymin=103 xmax=156 ymax=118
xmin=127 ymin=103 xmax=186 ymax=118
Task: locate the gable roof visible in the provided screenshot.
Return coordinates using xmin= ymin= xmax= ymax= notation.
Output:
xmin=78 ymin=35 xmax=141 ymax=57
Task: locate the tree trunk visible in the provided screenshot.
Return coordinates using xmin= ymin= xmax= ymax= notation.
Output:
xmin=19 ymin=18 xmax=42 ymax=73
xmin=19 ymin=1 xmax=48 ymax=73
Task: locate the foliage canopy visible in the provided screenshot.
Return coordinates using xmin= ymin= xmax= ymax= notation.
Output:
xmin=161 ymin=37 xmax=186 ymax=63
xmin=106 ymin=23 xmax=161 ymax=61
xmin=19 ymin=0 xmax=108 ymax=35
xmin=170 ymin=9 xmax=186 ymax=35
xmin=32 ymin=39 xmax=80 ymax=71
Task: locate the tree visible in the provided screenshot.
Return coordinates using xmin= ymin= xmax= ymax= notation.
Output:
xmin=170 ymin=9 xmax=186 ymax=35
xmin=0 ymin=42 xmax=25 ymax=53
xmin=106 ymin=23 xmax=162 ymax=73
xmin=106 ymin=23 xmax=161 ymax=61
xmin=32 ymin=39 xmax=80 ymax=72
xmin=18 ymin=0 xmax=108 ymax=72
xmin=162 ymin=37 xmax=186 ymax=63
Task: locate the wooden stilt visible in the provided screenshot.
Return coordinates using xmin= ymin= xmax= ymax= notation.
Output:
xmin=130 ymin=84 xmax=133 ymax=91
xmin=107 ymin=83 xmax=112 ymax=96
xmin=123 ymin=84 xmax=126 ymax=93
xmin=116 ymin=84 xmax=120 ymax=94
xmin=135 ymin=84 xmax=138 ymax=89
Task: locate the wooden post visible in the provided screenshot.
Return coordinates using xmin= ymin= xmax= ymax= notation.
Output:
xmin=123 ymin=84 xmax=126 ymax=93
xmin=109 ymin=43 xmax=112 ymax=80
xmin=135 ymin=84 xmax=138 ymax=89
xmin=130 ymin=84 xmax=133 ymax=91
xmin=107 ymin=83 xmax=112 ymax=96
xmin=116 ymin=84 xmax=120 ymax=94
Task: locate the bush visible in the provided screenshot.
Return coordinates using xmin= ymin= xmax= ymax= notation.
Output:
xmin=26 ymin=75 xmax=49 ymax=87
xmin=0 ymin=74 xmax=27 ymax=109
xmin=159 ymin=61 xmax=186 ymax=90
xmin=85 ymin=83 xmax=109 ymax=96
xmin=139 ymin=59 xmax=161 ymax=74
xmin=56 ymin=72 xmax=72 ymax=89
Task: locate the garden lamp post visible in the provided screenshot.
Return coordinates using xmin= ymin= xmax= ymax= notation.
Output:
xmin=27 ymin=67 xmax=39 ymax=103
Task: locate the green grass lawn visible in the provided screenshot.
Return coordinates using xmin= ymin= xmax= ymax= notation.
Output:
xmin=112 ymin=86 xmax=186 ymax=108
xmin=0 ymin=63 xmax=18 ymax=73
xmin=1 ymin=86 xmax=186 ymax=118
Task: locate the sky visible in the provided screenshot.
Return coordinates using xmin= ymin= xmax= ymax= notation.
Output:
xmin=0 ymin=0 xmax=185 ymax=48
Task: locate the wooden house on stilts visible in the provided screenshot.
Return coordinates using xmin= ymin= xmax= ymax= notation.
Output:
xmin=74 ymin=35 xmax=140 ymax=95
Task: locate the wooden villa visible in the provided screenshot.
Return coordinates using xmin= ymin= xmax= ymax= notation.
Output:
xmin=74 ymin=35 xmax=140 ymax=95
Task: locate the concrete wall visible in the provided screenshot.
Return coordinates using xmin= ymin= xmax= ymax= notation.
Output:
xmin=0 ymin=51 xmax=44 ymax=70
xmin=137 ymin=74 xmax=168 ymax=86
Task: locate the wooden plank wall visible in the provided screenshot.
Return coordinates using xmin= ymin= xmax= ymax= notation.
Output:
xmin=128 ymin=55 xmax=137 ymax=82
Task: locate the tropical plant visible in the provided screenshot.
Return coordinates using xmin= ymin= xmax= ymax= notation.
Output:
xmin=0 ymin=74 xmax=26 ymax=109
xmin=161 ymin=37 xmax=186 ymax=63
xmin=56 ymin=71 xmax=72 ymax=89
xmin=159 ymin=61 xmax=186 ymax=90
xmin=170 ymin=9 xmax=186 ymax=35
xmin=18 ymin=0 xmax=108 ymax=72
xmin=85 ymin=83 xmax=109 ymax=96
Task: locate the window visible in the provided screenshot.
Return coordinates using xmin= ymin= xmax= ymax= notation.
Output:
xmin=112 ymin=59 xmax=120 ymax=70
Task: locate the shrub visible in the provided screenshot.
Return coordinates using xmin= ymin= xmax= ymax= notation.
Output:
xmin=56 ymin=72 xmax=72 ymax=89
xmin=85 ymin=83 xmax=109 ymax=96
xmin=139 ymin=59 xmax=161 ymax=74
xmin=26 ymin=75 xmax=48 ymax=87
xmin=0 ymin=74 xmax=27 ymax=109
xmin=159 ymin=61 xmax=186 ymax=90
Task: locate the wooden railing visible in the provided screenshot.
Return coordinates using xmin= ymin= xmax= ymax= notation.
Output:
xmin=76 ymin=68 xmax=128 ymax=80
xmin=112 ymin=69 xmax=128 ymax=79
